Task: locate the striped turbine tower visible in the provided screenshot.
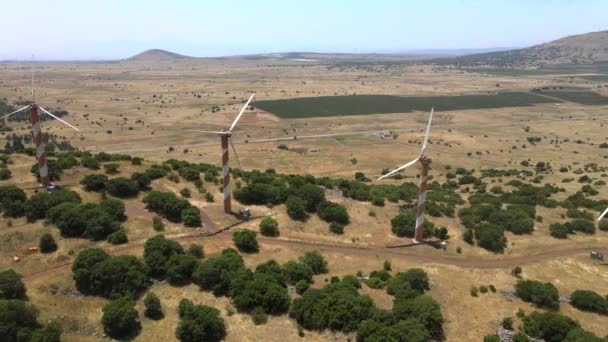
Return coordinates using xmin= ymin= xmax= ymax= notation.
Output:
xmin=378 ymin=107 xmax=434 ymax=243
xmin=195 ymin=93 xmax=255 ymax=214
xmin=30 ymin=105 xmax=49 ymax=187
xmin=1 ymin=103 xmax=80 ymax=189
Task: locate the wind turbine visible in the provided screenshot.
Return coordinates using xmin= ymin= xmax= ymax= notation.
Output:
xmin=0 ymin=64 xmax=80 ymax=189
xmin=598 ymin=207 xmax=608 ymax=222
xmin=378 ymin=108 xmax=434 ymax=243
xmin=195 ymin=93 xmax=255 ymax=213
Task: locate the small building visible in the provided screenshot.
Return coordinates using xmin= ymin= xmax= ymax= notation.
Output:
xmin=27 ymin=246 xmax=39 ymax=253
xmin=13 ymin=255 xmax=21 ymax=262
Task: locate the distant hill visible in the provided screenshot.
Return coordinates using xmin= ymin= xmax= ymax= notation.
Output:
xmin=126 ymin=49 xmax=192 ymax=61
xmin=433 ymin=30 xmax=608 ymax=66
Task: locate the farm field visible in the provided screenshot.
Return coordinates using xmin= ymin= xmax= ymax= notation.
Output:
xmin=252 ymin=92 xmax=560 ymax=118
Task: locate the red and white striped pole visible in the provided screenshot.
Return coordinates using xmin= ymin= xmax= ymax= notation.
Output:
xmin=30 ymin=105 xmax=50 ymax=188
xmin=414 ymin=156 xmax=431 ymax=243
xmin=221 ymin=133 xmax=231 ymax=213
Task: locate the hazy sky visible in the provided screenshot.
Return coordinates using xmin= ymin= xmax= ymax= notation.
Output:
xmin=2 ymin=0 xmax=607 ymax=60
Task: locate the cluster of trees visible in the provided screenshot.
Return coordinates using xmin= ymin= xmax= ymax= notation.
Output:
xmin=515 ymin=279 xmax=560 ymax=310
xmin=81 ymin=175 xmax=144 ymax=198
xmin=143 ymin=235 xmax=199 ymax=284
xmin=101 ymin=297 xmax=140 ymax=339
xmin=290 ymin=267 xmax=443 ymax=340
xmin=549 ymin=219 xmax=596 ymax=239
xmin=259 ymin=216 xmax=279 ymax=237
xmin=72 ymin=248 xmax=148 ymax=298
xmin=143 ymin=191 xmax=201 ymax=227
xmin=0 ymin=185 xmax=83 ymax=222
xmin=458 ymin=199 xmax=538 ymax=252
xmin=163 ymin=158 xmax=220 ymax=184
xmin=233 ymin=229 xmax=259 ymax=253
xmin=0 ymin=269 xmax=62 ymax=341
xmin=521 ymin=310 xmax=606 ymax=342
xmin=47 ymin=198 xmax=127 ymax=242
xmin=570 ymin=290 xmax=608 ymax=315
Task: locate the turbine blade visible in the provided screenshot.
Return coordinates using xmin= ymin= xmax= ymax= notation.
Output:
xmin=229 ymin=137 xmax=244 ymax=177
xmin=39 ymin=107 xmax=80 ymax=131
xmin=420 ymin=107 xmax=434 ymax=155
xmin=1 ymin=105 xmax=31 ymax=120
xmin=598 ymin=207 xmax=608 ymax=221
xmin=228 ymin=93 xmax=255 ymax=132
xmin=377 ymin=157 xmax=420 ymax=181
xmin=188 ymin=130 xmax=225 ymax=134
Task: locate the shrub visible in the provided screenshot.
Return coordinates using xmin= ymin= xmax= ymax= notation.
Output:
xmin=515 ymin=279 xmax=560 ymax=310
xmin=282 ymin=261 xmax=313 ymax=285
xmin=180 ymin=188 xmax=191 ymax=198
xmin=391 ymin=209 xmax=434 ymax=238
xmin=329 ymin=222 xmax=344 ymax=234
xmin=286 ymin=195 xmax=307 ymax=220
xmin=152 ymin=216 xmax=164 ymax=231
xmin=251 ymin=306 xmax=268 ymax=325
xmin=393 ymin=294 xmax=443 ymax=338
xmin=176 ymin=299 xmax=226 ymax=342
xmin=107 ymin=229 xmax=128 ymax=245
xmin=144 ymin=235 xmax=185 ymax=278
xmin=295 ymin=280 xmax=309 ymax=294
xmin=300 ymin=251 xmax=328 ymax=275
xmin=144 ymin=292 xmax=163 ymax=319
xmin=599 ymin=220 xmax=608 ymax=231
xmin=259 ymin=216 xmax=279 ymax=237
xmin=471 ymin=286 xmax=479 ymax=297
xmin=0 ymin=299 xmax=45 ymax=342
xmin=501 ymin=317 xmax=514 ymax=330
xmin=0 ymin=168 xmax=11 ymax=180
xmin=296 ymin=183 xmax=325 ymax=212
xmin=192 ymin=249 xmax=245 ymax=296
xmin=290 ymin=281 xmax=374 ymax=332
xmin=166 ymin=254 xmax=199 ymax=285
xmin=181 ymin=207 xmax=201 ymax=227
xmin=30 ymin=320 xmax=62 ymax=342
xmin=143 ymin=191 xmax=191 ymax=222
xmin=101 ymin=297 xmax=140 ymax=339
xmin=522 ymin=311 xmax=579 ymax=342
xmin=484 ymin=335 xmax=500 ymax=342
xmin=106 ymin=177 xmax=139 ymax=198
xmin=188 ymin=244 xmax=204 ymax=258
xmin=233 ymin=229 xmax=259 ymax=253
xmin=24 ymin=189 xmax=81 ymax=222
xmin=130 ymin=172 xmax=151 ymax=190
xmin=39 ymin=233 xmax=58 ymax=253
xmin=570 ymin=290 xmax=608 ymax=314
xmin=0 ymin=269 xmax=26 ymax=299
xmin=317 ymin=200 xmax=349 ymax=224
xmin=103 ymin=163 xmax=120 ymax=174
xmin=80 ymin=174 xmax=108 ymax=191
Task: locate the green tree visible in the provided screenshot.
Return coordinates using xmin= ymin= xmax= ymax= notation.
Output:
xmin=106 ymin=177 xmax=139 ymax=198
xmin=317 ymin=200 xmax=349 ymax=224
xmin=192 ymin=249 xmax=245 ymax=296
xmin=144 ymin=292 xmax=163 ymax=320
xmin=144 ymin=235 xmax=185 ymax=278
xmin=259 ymin=216 xmax=279 ymax=237
xmin=286 ymin=195 xmax=307 ymax=220
xmin=300 ymin=251 xmax=328 ymax=275
xmin=30 ymin=321 xmax=62 ymax=342
xmin=282 ymin=261 xmax=313 ymax=285
xmin=101 ymin=297 xmax=140 ymax=339
xmin=0 ymin=299 xmax=40 ymax=342
xmin=181 ymin=207 xmax=201 ymax=227
xmin=570 ymin=290 xmax=608 ymax=314
xmin=188 ymin=243 xmax=204 ymax=259
xmin=39 ymin=233 xmax=58 ymax=253
xmin=107 ymin=229 xmax=128 ymax=245
xmin=515 ymin=279 xmax=560 ymax=310
xmin=297 ymin=183 xmax=325 ymax=212
xmin=233 ymin=229 xmax=259 ymax=253
xmin=0 ymin=269 xmax=26 ymax=299
xmin=522 ymin=311 xmax=579 ymax=342
xmin=176 ymin=300 xmax=226 ymax=342
xmin=72 ymin=248 xmax=109 ymax=294
xmin=166 ymin=254 xmax=199 ymax=285
xmin=80 ymin=174 xmax=108 ymax=191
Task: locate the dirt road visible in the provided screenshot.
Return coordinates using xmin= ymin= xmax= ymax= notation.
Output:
xmin=22 ymin=227 xmax=607 ymax=283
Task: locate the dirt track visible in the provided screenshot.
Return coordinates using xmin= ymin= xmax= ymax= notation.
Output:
xmin=22 ymin=227 xmax=607 ymax=283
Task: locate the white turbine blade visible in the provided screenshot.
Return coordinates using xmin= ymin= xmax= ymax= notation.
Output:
xmin=38 ymin=107 xmax=80 ymax=131
xmin=1 ymin=105 xmax=31 ymax=120
xmin=229 ymin=138 xmax=244 ymax=177
xmin=188 ymin=130 xmax=225 ymax=134
xmin=228 ymin=93 xmax=255 ymax=132
xmin=420 ymin=107 xmax=434 ymax=155
xmin=377 ymin=157 xmax=419 ymax=181
xmin=598 ymin=207 xmax=608 ymax=221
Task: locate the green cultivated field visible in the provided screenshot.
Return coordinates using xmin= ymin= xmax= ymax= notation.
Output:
xmin=253 ymin=92 xmax=560 ymax=118
xmin=534 ymin=89 xmax=608 ymax=105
